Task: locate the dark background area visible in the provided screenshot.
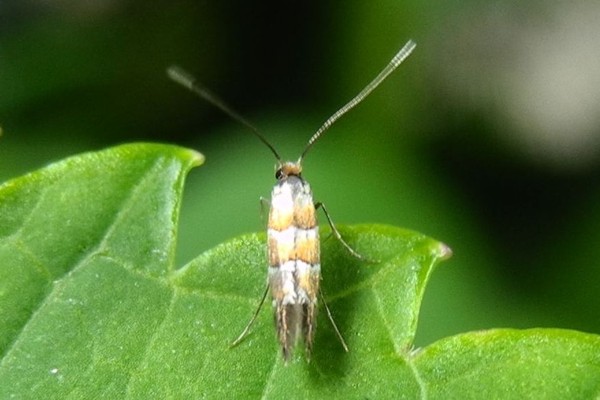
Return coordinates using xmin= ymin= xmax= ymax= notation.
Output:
xmin=1 ymin=0 xmax=600 ymax=346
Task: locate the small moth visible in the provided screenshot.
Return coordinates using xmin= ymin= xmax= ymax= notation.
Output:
xmin=168 ymin=39 xmax=415 ymax=361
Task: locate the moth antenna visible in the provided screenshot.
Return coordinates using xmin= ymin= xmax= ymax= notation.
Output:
xmin=167 ymin=65 xmax=282 ymax=162
xmin=298 ymin=39 xmax=416 ymax=164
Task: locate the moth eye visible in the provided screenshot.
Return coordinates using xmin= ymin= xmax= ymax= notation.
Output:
xmin=275 ymin=169 xmax=283 ymax=179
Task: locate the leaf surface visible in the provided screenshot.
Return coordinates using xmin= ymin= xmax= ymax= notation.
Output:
xmin=1 ymin=144 xmax=598 ymax=399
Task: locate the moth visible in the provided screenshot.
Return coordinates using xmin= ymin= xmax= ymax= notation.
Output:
xmin=167 ymin=39 xmax=415 ymax=361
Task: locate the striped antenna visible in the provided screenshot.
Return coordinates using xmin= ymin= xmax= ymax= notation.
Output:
xmin=298 ymin=39 xmax=416 ymax=163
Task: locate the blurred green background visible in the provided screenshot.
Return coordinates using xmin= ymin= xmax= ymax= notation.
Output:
xmin=1 ymin=1 xmax=600 ymax=347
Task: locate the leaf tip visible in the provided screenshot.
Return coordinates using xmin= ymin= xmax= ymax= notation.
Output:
xmin=188 ymin=149 xmax=205 ymax=167
xmin=436 ymin=242 xmax=453 ymax=260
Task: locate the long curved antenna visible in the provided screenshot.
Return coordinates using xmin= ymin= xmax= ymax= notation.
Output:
xmin=167 ymin=66 xmax=282 ymax=162
xmin=298 ymin=39 xmax=416 ymax=163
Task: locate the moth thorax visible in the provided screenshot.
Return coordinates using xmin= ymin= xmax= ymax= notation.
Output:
xmin=276 ymin=162 xmax=302 ymax=180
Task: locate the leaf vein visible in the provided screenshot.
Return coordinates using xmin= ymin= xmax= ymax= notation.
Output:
xmin=124 ymin=287 xmax=177 ymax=397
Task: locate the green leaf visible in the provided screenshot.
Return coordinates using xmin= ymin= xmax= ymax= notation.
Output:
xmin=414 ymin=328 xmax=600 ymax=398
xmin=1 ymin=144 xmax=599 ymax=398
xmin=0 ymin=143 xmax=203 ymax=396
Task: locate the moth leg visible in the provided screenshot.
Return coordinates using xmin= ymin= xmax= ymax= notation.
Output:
xmin=314 ymin=201 xmax=366 ymax=261
xmin=230 ymin=283 xmax=269 ymax=348
xmin=259 ymin=196 xmax=271 ymax=227
xmin=319 ymin=288 xmax=349 ymax=352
